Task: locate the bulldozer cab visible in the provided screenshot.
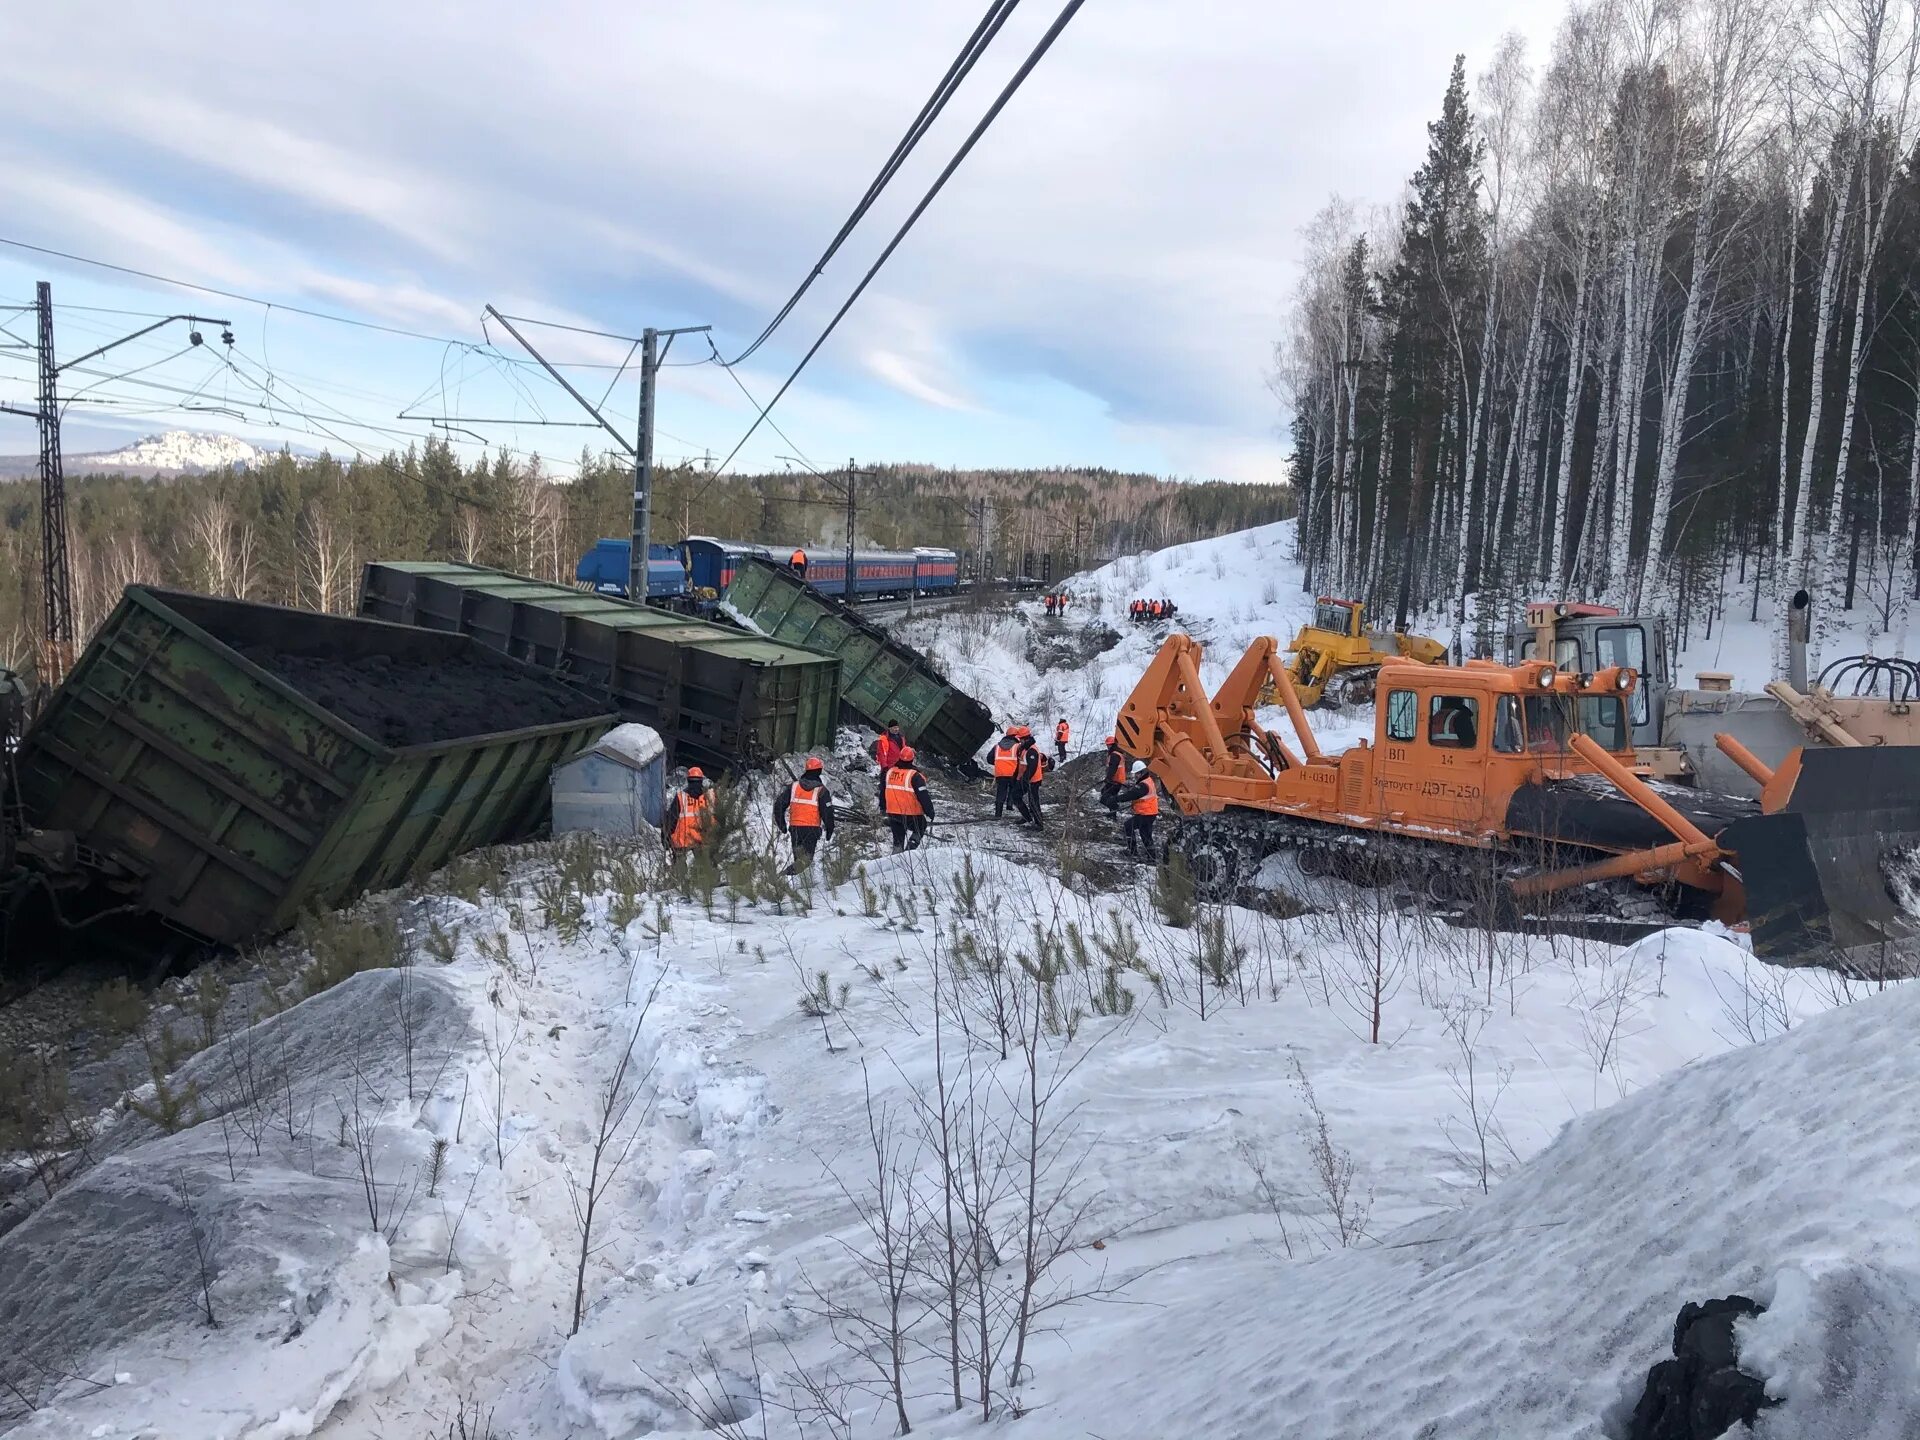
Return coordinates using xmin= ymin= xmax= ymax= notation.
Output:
xmin=1373 ymin=661 xmax=1639 ymax=832
xmin=1312 ymin=598 xmax=1363 ymax=639
xmin=1504 ymin=605 xmax=1671 ymax=750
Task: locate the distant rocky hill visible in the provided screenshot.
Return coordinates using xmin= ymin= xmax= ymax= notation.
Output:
xmin=0 ymin=428 xmax=270 ymax=479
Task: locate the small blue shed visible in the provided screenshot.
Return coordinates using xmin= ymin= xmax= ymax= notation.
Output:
xmin=551 ymin=722 xmax=667 ymax=836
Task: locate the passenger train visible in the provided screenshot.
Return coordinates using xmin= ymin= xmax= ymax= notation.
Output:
xmin=576 ymin=537 xmax=963 ymax=605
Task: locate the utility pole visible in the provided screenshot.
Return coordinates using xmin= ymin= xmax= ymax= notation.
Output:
xmin=845 ymin=458 xmax=859 ymax=603
xmin=32 ymin=285 xmax=68 ymax=683
xmin=0 ymin=282 xmax=229 ymax=686
xmin=484 ymin=306 xmax=707 ymax=604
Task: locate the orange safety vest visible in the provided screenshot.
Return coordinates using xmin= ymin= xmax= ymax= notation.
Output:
xmin=1106 ymin=749 xmax=1128 ymax=784
xmin=883 ymin=765 xmax=924 ymax=816
xmin=1152 ymin=601 xmax=1163 ymax=618
xmin=791 ymin=549 xmax=807 ymax=567
xmin=876 ymin=732 xmax=905 ymax=770
xmin=992 ymin=739 xmax=1021 ymax=778
xmin=670 ymin=790 xmax=710 ymax=848
xmin=787 ymin=780 xmax=821 ymax=829
xmin=1055 ymin=721 xmax=1069 ymax=746
xmin=1131 ymin=776 xmax=1159 ymax=816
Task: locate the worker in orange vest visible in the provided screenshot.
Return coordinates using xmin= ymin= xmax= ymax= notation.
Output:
xmin=663 ymin=766 xmax=712 ymax=860
xmin=1017 ymin=735 xmax=1048 ymax=829
xmin=790 ymin=547 xmax=808 ymax=580
xmin=990 ymin=725 xmax=1025 ymax=819
xmin=1100 ymin=734 xmax=1128 ymax=812
xmin=872 ymin=720 xmax=907 ymax=771
xmin=879 ymin=746 xmax=933 ymax=851
xmin=1054 ymin=717 xmax=1070 ymax=764
xmin=774 ymin=756 xmax=835 ymax=872
xmin=1113 ymin=761 xmax=1158 ymax=857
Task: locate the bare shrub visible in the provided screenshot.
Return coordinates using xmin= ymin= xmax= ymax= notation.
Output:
xmin=1289 ymin=1053 xmax=1371 ymax=1247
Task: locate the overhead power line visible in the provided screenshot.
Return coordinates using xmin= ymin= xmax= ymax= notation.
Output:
xmin=0 ymin=236 xmax=627 ymax=369
xmin=719 ymin=0 xmax=1022 ymax=367
xmin=709 ymin=0 xmax=1086 ymax=479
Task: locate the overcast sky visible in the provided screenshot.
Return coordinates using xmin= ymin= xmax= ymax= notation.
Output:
xmin=0 ymin=1 xmax=1562 ymax=484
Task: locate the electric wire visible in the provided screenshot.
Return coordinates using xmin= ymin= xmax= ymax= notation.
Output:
xmin=718 ymin=0 xmax=1023 ymax=366
xmin=704 ymin=0 xmax=1085 ymax=485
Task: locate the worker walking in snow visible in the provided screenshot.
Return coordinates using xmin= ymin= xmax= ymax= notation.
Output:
xmin=991 ymin=725 xmax=1025 ymax=819
xmin=880 ymin=746 xmax=933 ymax=851
xmin=1100 ymin=734 xmax=1128 ymax=812
xmin=789 ymin=547 xmax=808 ymax=581
xmin=1114 ymin=761 xmax=1158 ymax=857
xmin=663 ymin=766 xmax=712 ymax=864
xmin=1016 ymin=730 xmax=1047 ymax=828
xmin=774 ymin=756 xmax=835 ymax=873
xmin=872 ymin=720 xmax=907 ymax=771
xmin=1054 ymin=717 xmax=1070 ymax=764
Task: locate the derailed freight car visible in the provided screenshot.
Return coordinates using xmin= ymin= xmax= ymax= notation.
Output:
xmin=12 ymin=588 xmax=615 ymax=948
xmin=359 ymin=562 xmax=841 ymax=772
xmin=723 ymin=557 xmax=992 ymax=766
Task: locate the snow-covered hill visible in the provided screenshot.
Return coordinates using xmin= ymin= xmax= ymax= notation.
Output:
xmin=901 ymin=519 xmax=1889 ymax=769
xmin=82 ymin=429 xmax=268 ymax=474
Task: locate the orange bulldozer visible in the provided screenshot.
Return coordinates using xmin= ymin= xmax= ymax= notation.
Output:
xmin=1113 ymin=634 xmax=1920 ymax=971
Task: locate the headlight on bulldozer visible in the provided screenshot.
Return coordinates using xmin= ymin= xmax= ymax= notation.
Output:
xmin=1616 ymin=668 xmax=1635 ymax=691
xmin=1537 ymin=665 xmax=1556 ymax=689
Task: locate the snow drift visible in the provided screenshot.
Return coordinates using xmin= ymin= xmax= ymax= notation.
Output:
xmin=1028 ymin=977 xmax=1920 ymax=1439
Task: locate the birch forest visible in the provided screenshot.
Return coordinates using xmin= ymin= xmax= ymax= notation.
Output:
xmin=1281 ymin=0 xmax=1920 ymax=675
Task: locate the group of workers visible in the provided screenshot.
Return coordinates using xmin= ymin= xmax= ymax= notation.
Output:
xmin=1127 ymin=598 xmax=1178 ymax=624
xmin=662 ymin=741 xmax=931 ymax=871
xmin=659 ymin=715 xmax=1161 ymax=873
xmin=986 ymin=720 xmax=1070 ymax=830
xmin=1041 ymin=592 xmax=1075 ymax=617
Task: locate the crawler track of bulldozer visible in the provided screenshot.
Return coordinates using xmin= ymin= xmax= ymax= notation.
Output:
xmin=1164 ymin=808 xmax=1680 ymax=947
xmin=1117 ymin=634 xmax=1920 ymax=973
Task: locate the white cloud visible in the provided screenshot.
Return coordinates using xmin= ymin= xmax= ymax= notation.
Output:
xmin=0 ymin=0 xmax=1567 ymax=475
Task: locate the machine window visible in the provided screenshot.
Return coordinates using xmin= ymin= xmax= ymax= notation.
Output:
xmin=1427 ymin=694 xmax=1480 ymax=749
xmin=1493 ymin=695 xmax=1523 ymax=753
xmin=1596 ymin=625 xmax=1650 ymax=726
xmin=1315 ymin=600 xmax=1355 ymax=634
xmin=1578 ymin=696 xmax=1630 ymax=750
xmin=1386 ymin=689 xmax=1418 ymax=742
xmin=1522 ymin=695 xmax=1574 ymax=752
xmin=1519 ymin=636 xmax=1582 ymax=671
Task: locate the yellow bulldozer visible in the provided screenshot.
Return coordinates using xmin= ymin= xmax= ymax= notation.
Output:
xmin=1261 ymin=596 xmax=1447 ymax=709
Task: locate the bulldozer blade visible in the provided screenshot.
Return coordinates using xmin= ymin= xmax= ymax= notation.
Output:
xmin=1720 ymin=746 xmax=1920 ymax=971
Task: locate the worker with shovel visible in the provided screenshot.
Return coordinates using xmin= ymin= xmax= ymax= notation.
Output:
xmin=775 ymin=756 xmax=836 ymax=873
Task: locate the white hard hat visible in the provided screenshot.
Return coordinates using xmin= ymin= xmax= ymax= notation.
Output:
xmin=1131 ymin=761 xmax=1148 ymax=778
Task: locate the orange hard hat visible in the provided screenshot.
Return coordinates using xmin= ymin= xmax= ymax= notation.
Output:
xmin=898 ymin=746 xmax=916 ymax=763
xmin=1104 ymin=734 xmax=1115 ymax=745
xmin=804 ymin=756 xmax=824 ymax=772
xmin=686 ymin=766 xmax=705 ymax=779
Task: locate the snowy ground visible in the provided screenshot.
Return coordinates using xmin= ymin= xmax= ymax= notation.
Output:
xmin=1 ymin=817 xmax=1908 ymax=1438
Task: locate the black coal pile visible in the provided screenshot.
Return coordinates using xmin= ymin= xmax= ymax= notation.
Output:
xmin=1627 ymin=1295 xmax=1775 ymax=1440
xmin=244 ymin=648 xmax=603 ymax=747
